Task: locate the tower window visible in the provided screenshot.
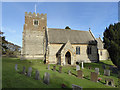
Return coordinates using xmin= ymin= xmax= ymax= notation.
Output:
xmin=33 ymin=19 xmax=39 ymax=25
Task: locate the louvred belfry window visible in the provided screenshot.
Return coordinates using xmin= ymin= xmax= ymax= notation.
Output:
xmin=33 ymin=20 xmax=39 ymax=25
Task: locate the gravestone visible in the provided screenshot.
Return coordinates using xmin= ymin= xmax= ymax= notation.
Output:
xmin=43 ymin=72 xmax=50 ymax=85
xmin=59 ymin=66 xmax=62 ymax=73
xmin=104 ymin=69 xmax=110 ymax=76
xmin=15 ymin=64 xmax=18 ymax=71
xmin=76 ymin=65 xmax=80 ymax=71
xmin=68 ymin=70 xmax=71 ymax=75
xmin=95 ymin=68 xmax=99 ymax=74
xmin=72 ymin=84 xmax=83 ymax=90
xmin=77 ymin=70 xmax=83 ymax=79
xmin=27 ymin=67 xmax=32 ymax=77
xmin=22 ymin=66 xmax=26 ymax=74
xmin=47 ymin=64 xmax=50 ymax=70
xmin=91 ymin=72 xmax=98 ymax=82
xmin=35 ymin=70 xmax=40 ymax=80
xmin=53 ymin=66 xmax=56 ymax=71
xmin=105 ymin=78 xmax=114 ymax=87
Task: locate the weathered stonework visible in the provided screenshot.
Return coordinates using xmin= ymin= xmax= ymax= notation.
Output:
xmin=21 ymin=12 xmax=99 ymax=65
xmin=21 ymin=12 xmax=47 ymax=60
xmin=96 ymin=37 xmax=110 ymax=60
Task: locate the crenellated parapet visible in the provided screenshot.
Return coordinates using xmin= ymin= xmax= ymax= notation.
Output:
xmin=25 ymin=12 xmax=47 ymax=18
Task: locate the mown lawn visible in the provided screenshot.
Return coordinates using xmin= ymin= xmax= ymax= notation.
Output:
xmin=2 ymin=57 xmax=119 ymax=89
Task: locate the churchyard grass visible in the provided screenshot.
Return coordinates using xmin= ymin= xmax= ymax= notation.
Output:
xmin=2 ymin=57 xmax=118 ymax=88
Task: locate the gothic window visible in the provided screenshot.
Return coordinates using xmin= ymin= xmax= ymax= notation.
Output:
xmin=76 ymin=46 xmax=80 ymax=55
xmin=33 ymin=19 xmax=39 ymax=25
xmin=87 ymin=46 xmax=92 ymax=54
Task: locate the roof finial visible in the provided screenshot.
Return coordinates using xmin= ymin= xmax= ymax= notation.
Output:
xmin=35 ymin=4 xmax=36 ymax=13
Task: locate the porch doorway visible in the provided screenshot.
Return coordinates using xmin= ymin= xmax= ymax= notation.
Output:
xmin=65 ymin=51 xmax=71 ymax=65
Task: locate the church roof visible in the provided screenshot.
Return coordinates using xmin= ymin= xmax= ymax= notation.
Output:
xmin=48 ymin=28 xmax=96 ymax=44
xmin=96 ymin=37 xmax=104 ymax=49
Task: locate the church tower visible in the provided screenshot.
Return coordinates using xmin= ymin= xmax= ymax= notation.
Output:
xmin=21 ymin=12 xmax=47 ymax=60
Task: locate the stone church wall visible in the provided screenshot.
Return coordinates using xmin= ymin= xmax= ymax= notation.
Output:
xmin=21 ymin=30 xmax=44 ymax=60
xmin=48 ymin=44 xmax=63 ymax=64
xmin=72 ymin=44 xmax=98 ymax=63
xmin=21 ymin=12 xmax=47 ymax=60
xmin=48 ymin=43 xmax=98 ymax=65
xmin=98 ymin=49 xmax=109 ymax=60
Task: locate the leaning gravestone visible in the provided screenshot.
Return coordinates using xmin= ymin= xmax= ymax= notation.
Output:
xmin=104 ymin=69 xmax=110 ymax=76
xmin=27 ymin=67 xmax=32 ymax=77
xmin=68 ymin=70 xmax=71 ymax=75
xmin=15 ymin=64 xmax=18 ymax=71
xmin=47 ymin=64 xmax=50 ymax=70
xmin=72 ymin=84 xmax=83 ymax=90
xmin=77 ymin=70 xmax=83 ymax=79
xmin=43 ymin=72 xmax=50 ymax=85
xmin=53 ymin=66 xmax=56 ymax=71
xmin=95 ymin=68 xmax=99 ymax=74
xmin=59 ymin=66 xmax=62 ymax=73
xmin=22 ymin=66 xmax=26 ymax=74
xmin=76 ymin=65 xmax=80 ymax=71
xmin=91 ymin=72 xmax=98 ymax=82
xmin=35 ymin=70 xmax=40 ymax=80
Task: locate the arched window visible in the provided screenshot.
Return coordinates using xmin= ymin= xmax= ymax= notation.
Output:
xmin=87 ymin=46 xmax=92 ymax=54
xmin=76 ymin=46 xmax=80 ymax=55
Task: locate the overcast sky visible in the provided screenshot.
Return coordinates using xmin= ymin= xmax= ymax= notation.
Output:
xmin=2 ymin=2 xmax=118 ymax=46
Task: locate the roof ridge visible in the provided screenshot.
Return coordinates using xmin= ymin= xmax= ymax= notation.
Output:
xmin=48 ymin=28 xmax=88 ymax=32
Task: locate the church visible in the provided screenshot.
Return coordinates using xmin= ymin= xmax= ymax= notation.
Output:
xmin=21 ymin=12 xmax=108 ymax=66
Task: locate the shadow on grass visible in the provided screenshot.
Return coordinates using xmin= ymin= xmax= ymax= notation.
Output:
xmin=84 ymin=76 xmax=90 ymax=80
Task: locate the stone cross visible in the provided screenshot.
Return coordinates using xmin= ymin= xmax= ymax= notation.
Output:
xmin=59 ymin=66 xmax=62 ymax=73
xmin=104 ymin=69 xmax=110 ymax=76
xmin=95 ymin=68 xmax=99 ymax=74
xmin=81 ymin=62 xmax=84 ymax=69
xmin=77 ymin=70 xmax=83 ymax=79
xmin=43 ymin=72 xmax=50 ymax=85
xmin=35 ymin=70 xmax=40 ymax=80
xmin=91 ymin=72 xmax=98 ymax=82
xmin=72 ymin=84 xmax=83 ymax=90
xmin=53 ymin=66 xmax=56 ymax=71
xmin=68 ymin=70 xmax=71 ymax=75
xmin=22 ymin=66 xmax=26 ymax=74
xmin=15 ymin=64 xmax=18 ymax=71
xmin=27 ymin=67 xmax=32 ymax=77
xmin=76 ymin=65 xmax=80 ymax=71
